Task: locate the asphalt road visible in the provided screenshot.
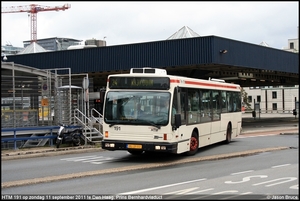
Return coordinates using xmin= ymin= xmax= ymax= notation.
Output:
xmin=2 ymin=130 xmax=298 ymax=192
xmin=1 ymin=113 xmax=298 ymax=192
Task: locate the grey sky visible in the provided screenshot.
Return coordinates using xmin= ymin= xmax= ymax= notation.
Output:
xmin=1 ymin=1 xmax=299 ymax=49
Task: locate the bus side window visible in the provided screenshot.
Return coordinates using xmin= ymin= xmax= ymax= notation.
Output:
xmin=221 ymin=91 xmax=227 ymax=113
xmin=233 ymin=101 xmax=237 ymax=112
xmin=212 ymin=90 xmax=220 ymax=120
xmin=179 ymin=88 xmax=187 ymax=125
xmin=232 ymin=92 xmax=241 ymax=112
xmin=187 ymin=89 xmax=199 ymax=124
xmin=227 ymin=92 xmax=233 ymax=112
xmin=200 ymin=89 xmax=211 ymax=123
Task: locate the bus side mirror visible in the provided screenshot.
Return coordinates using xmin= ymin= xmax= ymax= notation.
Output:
xmin=174 ymin=114 xmax=181 ymax=129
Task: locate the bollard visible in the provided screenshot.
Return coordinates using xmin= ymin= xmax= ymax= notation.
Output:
xmin=293 ymin=109 xmax=297 ymax=119
xmin=252 ymin=110 xmax=256 ymax=118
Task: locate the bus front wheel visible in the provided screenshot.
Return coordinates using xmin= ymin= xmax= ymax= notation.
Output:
xmin=186 ymin=131 xmax=199 ymax=156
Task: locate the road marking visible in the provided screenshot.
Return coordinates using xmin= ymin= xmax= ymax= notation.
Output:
xmin=271 ymin=164 xmax=290 ymax=168
xmin=253 ymin=177 xmax=297 ymax=187
xmin=231 ymin=170 xmax=254 ymax=175
xmin=119 ymin=179 xmax=207 ymax=194
xmin=238 ymin=134 xmax=278 ymax=138
xmin=187 ymin=188 xmax=214 ymax=194
xmin=61 ymin=155 xmax=116 ymax=164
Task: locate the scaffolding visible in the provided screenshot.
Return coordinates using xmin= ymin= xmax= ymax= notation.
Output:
xmin=1 ymin=62 xmax=103 ymax=149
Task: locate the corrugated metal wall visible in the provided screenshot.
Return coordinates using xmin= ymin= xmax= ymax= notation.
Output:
xmin=4 ymin=36 xmax=298 ymax=74
xmin=212 ymin=36 xmax=298 ymax=73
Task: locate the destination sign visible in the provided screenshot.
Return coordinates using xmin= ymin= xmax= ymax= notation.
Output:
xmin=109 ymin=77 xmax=170 ymax=89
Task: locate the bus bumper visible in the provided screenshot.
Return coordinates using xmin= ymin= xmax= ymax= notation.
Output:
xmin=101 ymin=140 xmax=178 ymax=153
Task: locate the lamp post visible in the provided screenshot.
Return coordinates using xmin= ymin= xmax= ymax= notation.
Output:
xmin=21 ymin=82 xmax=25 ymax=108
xmin=2 ymin=55 xmax=16 ymax=127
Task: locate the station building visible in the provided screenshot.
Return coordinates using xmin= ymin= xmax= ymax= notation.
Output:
xmin=1 ymin=26 xmax=299 ymax=128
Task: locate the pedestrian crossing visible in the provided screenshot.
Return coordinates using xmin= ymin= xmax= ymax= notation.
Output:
xmin=60 ymin=155 xmax=117 ymax=164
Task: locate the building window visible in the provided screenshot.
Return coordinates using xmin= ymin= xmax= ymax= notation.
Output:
xmin=248 ymin=96 xmax=252 ymax=103
xmin=257 ymin=95 xmax=261 ymax=102
xmin=272 ymin=103 xmax=277 ymax=110
xmin=289 ymin=42 xmax=294 ymax=49
xmin=272 ymin=91 xmax=277 ymax=99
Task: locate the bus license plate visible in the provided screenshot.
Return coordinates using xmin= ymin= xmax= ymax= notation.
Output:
xmin=127 ymin=144 xmax=142 ymax=149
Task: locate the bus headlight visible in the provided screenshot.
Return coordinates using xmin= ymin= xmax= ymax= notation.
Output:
xmin=104 ymin=143 xmax=115 ymax=148
xmin=155 ymin=146 xmax=166 ymax=150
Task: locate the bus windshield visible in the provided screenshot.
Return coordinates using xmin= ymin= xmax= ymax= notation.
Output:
xmin=104 ymin=91 xmax=171 ymax=126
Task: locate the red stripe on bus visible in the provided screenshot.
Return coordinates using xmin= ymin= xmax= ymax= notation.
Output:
xmin=170 ymin=79 xmax=180 ymax=83
xmin=185 ymin=80 xmax=238 ymax=89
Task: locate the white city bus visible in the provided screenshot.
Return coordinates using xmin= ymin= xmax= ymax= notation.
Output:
xmin=101 ymin=67 xmax=242 ymax=155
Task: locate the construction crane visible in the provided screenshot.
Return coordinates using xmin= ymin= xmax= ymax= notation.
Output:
xmin=2 ymin=3 xmax=71 ymax=44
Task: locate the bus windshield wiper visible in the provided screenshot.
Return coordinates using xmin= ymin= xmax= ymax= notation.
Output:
xmin=140 ymin=119 xmax=161 ymax=129
xmin=108 ymin=120 xmax=123 ymax=127
xmin=109 ymin=123 xmax=116 ymax=127
xmin=109 ymin=119 xmax=160 ymax=129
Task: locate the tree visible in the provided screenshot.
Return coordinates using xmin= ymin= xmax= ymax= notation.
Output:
xmin=241 ymin=87 xmax=251 ymax=110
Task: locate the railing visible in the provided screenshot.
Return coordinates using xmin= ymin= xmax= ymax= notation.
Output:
xmin=1 ymin=125 xmax=81 ymax=150
xmin=91 ymin=108 xmax=103 ymax=136
xmin=2 ymin=108 xmax=104 ymax=150
xmin=244 ymin=109 xmax=296 ymax=114
xmin=1 ymin=126 xmax=58 ymax=150
xmin=73 ymin=108 xmax=91 ymax=130
xmin=262 ymin=110 xmax=296 ymax=114
xmin=73 ymin=108 xmax=102 ymax=143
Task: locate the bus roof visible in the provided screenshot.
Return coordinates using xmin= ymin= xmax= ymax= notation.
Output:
xmin=108 ymin=67 xmax=241 ymax=91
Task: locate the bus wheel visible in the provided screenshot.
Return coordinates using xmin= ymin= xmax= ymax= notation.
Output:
xmin=186 ymin=132 xmax=198 ymax=156
xmin=225 ymin=124 xmax=232 ymax=144
xmin=128 ymin=150 xmax=144 ymax=155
